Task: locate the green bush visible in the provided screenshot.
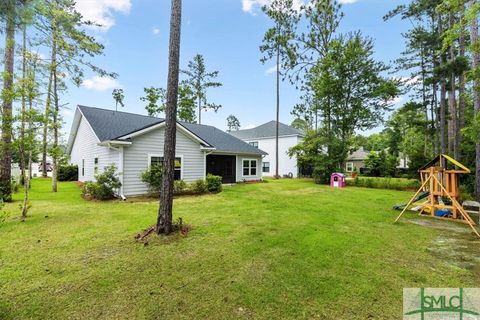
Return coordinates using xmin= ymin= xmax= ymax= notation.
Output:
xmin=346 ymin=176 xmax=420 ymax=191
xmin=141 ymin=163 xmax=162 ymax=193
xmin=312 ymin=166 xmax=330 ymax=184
xmin=205 ymin=174 xmax=222 ymax=193
xmin=190 ymin=179 xmax=208 ymax=194
xmin=174 ymin=180 xmax=188 ymax=194
xmin=58 ymin=165 xmax=78 ymax=181
xmin=82 ymin=165 xmax=122 ymax=200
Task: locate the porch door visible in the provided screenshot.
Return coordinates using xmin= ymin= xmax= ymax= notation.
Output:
xmin=206 ymin=155 xmax=236 ymax=183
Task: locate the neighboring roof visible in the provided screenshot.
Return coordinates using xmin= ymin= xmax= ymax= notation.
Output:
xmin=73 ymin=105 xmax=266 ymax=155
xmin=347 ymin=147 xmax=370 ymax=161
xmin=181 ymin=122 xmax=267 ymax=155
xmin=229 ymin=121 xmax=304 ymax=140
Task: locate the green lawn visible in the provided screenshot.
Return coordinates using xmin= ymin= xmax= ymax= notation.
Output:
xmin=1 ymin=178 xmax=478 ymax=319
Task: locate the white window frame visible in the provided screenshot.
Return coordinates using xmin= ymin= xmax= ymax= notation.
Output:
xmin=147 ymin=154 xmax=184 ymax=180
xmin=242 ymin=158 xmax=258 ymax=177
xmin=346 ymin=162 xmax=354 ymax=172
xmin=262 ymin=162 xmax=270 ymax=173
xmin=94 ymin=156 xmax=99 ymax=175
xmin=248 ymin=141 xmax=259 ymax=148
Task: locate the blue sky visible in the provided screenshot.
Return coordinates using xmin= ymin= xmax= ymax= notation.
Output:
xmin=64 ymin=0 xmax=412 ymax=138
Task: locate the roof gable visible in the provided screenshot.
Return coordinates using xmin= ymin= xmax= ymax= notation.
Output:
xmin=229 ymin=121 xmax=304 ymax=140
xmin=78 ymin=105 xmax=163 ymax=141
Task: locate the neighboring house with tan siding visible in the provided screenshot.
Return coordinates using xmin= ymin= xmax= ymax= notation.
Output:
xmin=345 ymin=147 xmax=370 ymax=173
xmin=345 ymin=147 xmax=409 ymax=173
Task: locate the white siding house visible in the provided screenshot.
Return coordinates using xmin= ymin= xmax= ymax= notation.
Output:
xmin=230 ymin=121 xmax=304 ymax=178
xmin=67 ymin=106 xmax=266 ymax=197
xmin=70 ymin=115 xmax=118 ymax=182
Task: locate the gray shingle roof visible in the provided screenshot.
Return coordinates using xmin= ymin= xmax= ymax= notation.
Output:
xmin=79 ymin=105 xmax=162 ymax=141
xmin=181 ymin=122 xmax=267 ymax=155
xmin=347 ymin=147 xmax=370 ymax=160
xmin=78 ymin=105 xmax=266 ymax=155
xmin=229 ymin=120 xmax=304 ymax=140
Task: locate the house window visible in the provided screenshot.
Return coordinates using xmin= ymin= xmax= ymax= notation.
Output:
xmin=346 ymin=162 xmax=354 ymax=172
xmin=249 ymin=141 xmax=258 ymax=148
xmin=94 ymin=157 xmax=99 ymax=175
xmin=262 ymin=162 xmax=270 ymax=173
xmin=82 ymin=159 xmax=85 ymax=176
xmin=149 ymin=156 xmax=182 ymax=180
xmin=243 ymin=159 xmax=257 ymax=176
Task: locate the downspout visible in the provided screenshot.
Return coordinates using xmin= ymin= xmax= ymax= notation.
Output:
xmin=203 ymin=149 xmax=214 ymax=179
xmin=118 ymin=146 xmax=126 ymax=200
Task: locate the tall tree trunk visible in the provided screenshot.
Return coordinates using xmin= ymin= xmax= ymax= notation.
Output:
xmin=197 ymin=95 xmax=201 ymax=124
xmin=420 ymin=44 xmax=429 ymax=157
xmin=431 ymin=82 xmax=438 ymax=155
xmin=447 ymin=12 xmax=457 ymax=157
xmin=20 ymin=1 xmax=28 ymax=220
xmin=457 ymin=6 xmax=466 ymax=162
xmin=52 ymin=38 xmax=59 ymax=193
xmin=275 ymin=46 xmax=280 ymax=178
xmin=470 ymin=0 xmax=480 ymax=201
xmin=51 ymin=19 xmax=59 ymax=192
xmin=156 ymin=0 xmax=182 ymax=235
xmin=22 ymin=69 xmax=36 ymax=220
xmin=438 ymin=13 xmax=447 ymax=156
xmin=431 ymin=14 xmax=438 ymax=156
xmin=42 ymin=28 xmax=56 ymax=178
xmin=20 ymin=4 xmax=27 ymax=185
xmin=0 ymin=0 xmax=16 ymax=202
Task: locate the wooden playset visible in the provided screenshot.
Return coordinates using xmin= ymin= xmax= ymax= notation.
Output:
xmin=394 ymin=154 xmax=480 ymax=238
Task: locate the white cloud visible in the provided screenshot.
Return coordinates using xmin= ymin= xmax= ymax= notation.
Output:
xmin=338 ymin=0 xmax=358 ymax=4
xmin=244 ymin=123 xmax=257 ymax=129
xmin=61 ymin=109 xmax=74 ymax=118
xmin=75 ymin=0 xmax=132 ymax=31
xmin=389 ymin=96 xmax=404 ymax=106
xmin=265 ymin=65 xmax=278 ymax=75
xmin=82 ymin=76 xmax=121 ymax=91
xmin=242 ymin=0 xmax=303 ymax=15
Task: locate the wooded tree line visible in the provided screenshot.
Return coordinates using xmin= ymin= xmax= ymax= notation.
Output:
xmin=364 ymin=0 xmax=480 ymax=199
xmin=260 ymin=0 xmax=480 ymax=200
xmin=0 ymin=0 xmax=115 ymax=216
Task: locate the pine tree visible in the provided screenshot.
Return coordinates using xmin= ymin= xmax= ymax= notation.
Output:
xmin=181 ymin=54 xmax=222 ymax=124
xmin=156 ymin=0 xmax=182 ymax=235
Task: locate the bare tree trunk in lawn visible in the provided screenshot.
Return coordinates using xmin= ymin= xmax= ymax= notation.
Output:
xmin=156 ymin=0 xmax=182 ymax=235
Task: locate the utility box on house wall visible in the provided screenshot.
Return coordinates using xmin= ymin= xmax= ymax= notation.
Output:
xmin=330 ymin=173 xmax=346 ymax=188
